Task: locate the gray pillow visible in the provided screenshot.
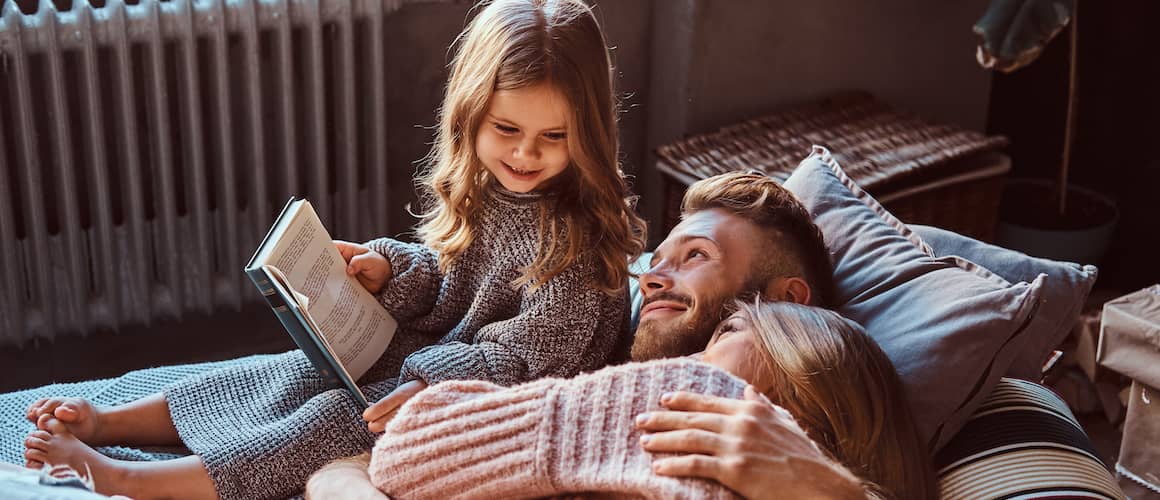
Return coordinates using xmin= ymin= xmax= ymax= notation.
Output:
xmin=628 ymin=254 xmax=650 ymax=334
xmin=911 ymin=224 xmax=1098 ymax=380
xmin=783 ymin=146 xmax=1045 ymax=452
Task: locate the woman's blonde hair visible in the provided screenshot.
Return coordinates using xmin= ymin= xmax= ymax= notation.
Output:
xmin=416 ymin=0 xmax=646 ymax=293
xmin=736 ymin=300 xmax=936 ymax=500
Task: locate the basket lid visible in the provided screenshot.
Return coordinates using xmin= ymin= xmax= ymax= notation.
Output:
xmin=655 ymin=91 xmax=1009 ymax=191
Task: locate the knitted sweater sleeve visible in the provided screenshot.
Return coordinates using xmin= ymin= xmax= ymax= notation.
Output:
xmin=397 ymin=259 xmax=610 ymax=387
xmin=363 ymin=237 xmax=443 ymax=322
xmin=368 ymin=359 xmax=744 ymax=499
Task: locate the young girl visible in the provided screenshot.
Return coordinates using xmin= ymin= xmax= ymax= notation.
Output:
xmin=21 ymin=0 xmax=646 ymax=498
xmin=363 ymin=300 xmax=936 ymax=500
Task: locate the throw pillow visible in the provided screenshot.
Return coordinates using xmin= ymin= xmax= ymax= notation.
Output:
xmin=783 ymin=146 xmax=1045 ymax=452
xmin=912 ymin=224 xmax=1098 ymax=380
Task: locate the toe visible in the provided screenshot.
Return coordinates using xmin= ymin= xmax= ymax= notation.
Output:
xmin=25 ymin=459 xmax=44 ymax=470
xmin=40 ymin=398 xmax=64 ymax=414
xmin=25 ymin=434 xmax=49 ymax=451
xmin=36 ymin=413 xmax=52 ymax=431
xmin=41 ymin=417 xmax=68 ymax=435
xmin=26 ymin=398 xmax=48 ymax=421
xmin=26 ymin=399 xmax=51 ymax=422
xmin=54 ymin=405 xmax=78 ymax=422
xmin=24 ymin=448 xmax=47 ymax=465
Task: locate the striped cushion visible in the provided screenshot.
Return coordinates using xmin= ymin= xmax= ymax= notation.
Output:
xmin=935 ymin=378 xmax=1125 ymax=499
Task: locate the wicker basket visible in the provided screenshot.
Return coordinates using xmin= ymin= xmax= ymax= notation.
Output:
xmin=655 ymin=92 xmax=1011 ymax=241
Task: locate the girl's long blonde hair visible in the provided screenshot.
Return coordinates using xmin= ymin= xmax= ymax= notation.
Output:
xmin=416 ymin=0 xmax=646 ymax=294
xmin=737 ymin=300 xmax=937 ymax=500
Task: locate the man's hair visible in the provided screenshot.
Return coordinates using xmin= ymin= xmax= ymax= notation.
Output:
xmin=680 ymin=171 xmax=836 ymax=307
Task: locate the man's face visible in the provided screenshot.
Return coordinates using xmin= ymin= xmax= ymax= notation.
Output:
xmin=630 ymin=209 xmax=764 ymax=361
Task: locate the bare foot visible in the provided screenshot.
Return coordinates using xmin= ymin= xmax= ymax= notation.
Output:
xmin=25 ymin=397 xmax=103 ymax=444
xmin=22 ymin=428 xmax=53 ymax=469
xmin=23 ymin=415 xmax=130 ymax=497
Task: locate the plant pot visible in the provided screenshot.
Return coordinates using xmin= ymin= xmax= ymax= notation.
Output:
xmin=996 ymin=179 xmax=1118 ymax=265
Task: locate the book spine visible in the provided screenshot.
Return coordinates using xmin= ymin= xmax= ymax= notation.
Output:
xmin=245 ymin=268 xmax=344 ymax=390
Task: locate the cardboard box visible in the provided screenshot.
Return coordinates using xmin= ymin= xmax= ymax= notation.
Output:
xmin=1073 ymin=311 xmax=1103 ymax=382
xmin=1116 ymin=381 xmax=1160 ymax=496
xmin=1098 ymin=285 xmax=1160 ymax=389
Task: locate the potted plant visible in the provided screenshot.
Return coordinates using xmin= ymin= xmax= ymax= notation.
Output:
xmin=974 ymin=0 xmax=1118 ymax=264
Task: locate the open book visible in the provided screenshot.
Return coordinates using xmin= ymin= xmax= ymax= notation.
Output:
xmin=245 ymin=198 xmax=398 ymax=408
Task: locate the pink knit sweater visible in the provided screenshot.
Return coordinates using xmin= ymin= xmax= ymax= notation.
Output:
xmin=369 ymin=359 xmax=746 ymax=499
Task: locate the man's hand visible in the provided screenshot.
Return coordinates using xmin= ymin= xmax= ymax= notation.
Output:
xmin=363 ymin=380 xmax=427 ymax=433
xmin=335 ymin=240 xmax=392 ymax=294
xmin=305 ymin=453 xmax=388 ymax=500
xmin=635 ymin=386 xmax=865 ymax=499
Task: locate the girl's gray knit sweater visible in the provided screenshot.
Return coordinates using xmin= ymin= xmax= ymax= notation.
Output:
xmin=164 ymin=186 xmax=630 ymax=500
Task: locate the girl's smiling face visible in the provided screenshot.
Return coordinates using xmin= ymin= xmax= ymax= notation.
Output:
xmin=476 ymin=83 xmax=571 ymax=193
xmin=701 ymin=311 xmax=770 ymax=391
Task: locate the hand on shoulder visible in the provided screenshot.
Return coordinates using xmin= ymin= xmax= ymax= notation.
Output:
xmin=635 ymin=386 xmax=868 ymax=500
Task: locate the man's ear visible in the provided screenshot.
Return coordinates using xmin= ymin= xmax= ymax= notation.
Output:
xmin=764 ymin=277 xmax=813 ymax=305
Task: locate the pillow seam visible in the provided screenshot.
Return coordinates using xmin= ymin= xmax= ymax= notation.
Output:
xmin=810 ymin=145 xmax=935 ymax=257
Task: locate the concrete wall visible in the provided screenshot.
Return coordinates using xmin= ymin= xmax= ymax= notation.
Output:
xmin=684 ymin=0 xmax=992 ymax=133
xmin=639 ymin=0 xmax=993 ymax=241
xmin=381 ymin=0 xmax=992 ymax=245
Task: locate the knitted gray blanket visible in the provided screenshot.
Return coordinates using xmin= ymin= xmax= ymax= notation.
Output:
xmin=0 ymin=355 xmax=270 ymax=467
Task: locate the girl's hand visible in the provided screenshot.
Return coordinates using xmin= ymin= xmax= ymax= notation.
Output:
xmin=334 ymin=240 xmax=392 ymax=294
xmin=363 ymin=380 xmax=428 ymax=433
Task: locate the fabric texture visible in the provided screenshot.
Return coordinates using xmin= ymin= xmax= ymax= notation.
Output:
xmin=783 ymin=146 xmax=1045 ymax=452
xmin=0 ymin=465 xmax=111 ymax=500
xmin=1097 ymin=285 xmax=1160 ymax=388
xmin=627 ymin=253 xmax=651 ymax=333
xmin=164 ymin=186 xmax=629 ymax=500
xmin=1 ymin=356 xmax=270 ymax=471
xmin=1117 ymin=381 xmax=1160 ymax=496
xmin=365 ymin=186 xmax=628 ymax=387
xmin=369 ymin=358 xmax=742 ymax=499
xmin=912 ymin=223 xmax=1098 ymax=379
xmin=934 ymin=377 xmax=1125 ymax=500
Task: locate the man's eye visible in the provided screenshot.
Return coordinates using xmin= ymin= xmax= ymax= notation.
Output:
xmin=687 ymin=249 xmax=706 ymax=259
xmin=494 ymin=123 xmax=518 ymax=134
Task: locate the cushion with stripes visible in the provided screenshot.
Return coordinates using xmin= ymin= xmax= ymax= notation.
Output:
xmin=935 ymin=378 xmax=1125 ymax=499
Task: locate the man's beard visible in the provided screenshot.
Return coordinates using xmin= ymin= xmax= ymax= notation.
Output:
xmin=629 ymin=293 xmax=730 ymax=361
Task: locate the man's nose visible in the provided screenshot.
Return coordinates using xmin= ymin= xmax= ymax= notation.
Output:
xmin=639 ymin=264 xmax=673 ymax=296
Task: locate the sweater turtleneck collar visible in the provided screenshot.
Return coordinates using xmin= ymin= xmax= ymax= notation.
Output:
xmin=487 ymin=182 xmax=548 ymax=207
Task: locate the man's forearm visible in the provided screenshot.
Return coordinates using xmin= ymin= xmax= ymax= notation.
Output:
xmin=305 ymin=454 xmax=388 ymax=500
xmin=787 ymin=455 xmax=872 ymax=500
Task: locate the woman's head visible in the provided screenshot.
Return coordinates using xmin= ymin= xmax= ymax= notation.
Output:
xmin=702 ymin=300 xmax=936 ymax=500
xmin=418 ymin=0 xmax=646 ymax=293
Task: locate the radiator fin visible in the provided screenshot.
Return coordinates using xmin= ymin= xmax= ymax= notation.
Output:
xmin=0 ymin=0 xmax=420 ymax=344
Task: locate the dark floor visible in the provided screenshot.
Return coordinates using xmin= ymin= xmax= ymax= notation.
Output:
xmin=1076 ymin=407 xmax=1123 ymax=473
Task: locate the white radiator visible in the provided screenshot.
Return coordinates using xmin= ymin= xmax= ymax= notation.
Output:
xmin=0 ymin=0 xmax=423 ymax=344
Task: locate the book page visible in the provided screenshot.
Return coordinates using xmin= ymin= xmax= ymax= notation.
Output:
xmin=260 ymin=202 xmax=398 ymax=381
